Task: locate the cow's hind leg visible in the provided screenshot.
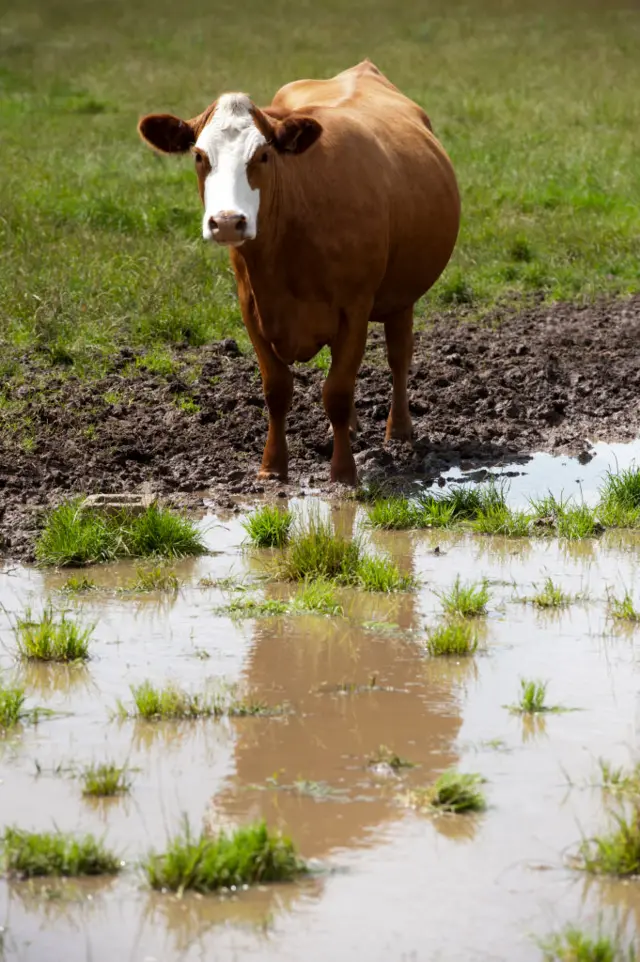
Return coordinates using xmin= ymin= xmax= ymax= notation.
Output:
xmin=383 ymin=306 xmax=414 ymax=442
xmin=324 ymin=306 xmax=370 ymax=485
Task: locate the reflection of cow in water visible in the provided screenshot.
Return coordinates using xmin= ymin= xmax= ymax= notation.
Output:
xmin=210 ymin=504 xmax=471 ymax=859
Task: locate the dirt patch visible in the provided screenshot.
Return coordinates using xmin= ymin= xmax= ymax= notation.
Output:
xmin=1 ymin=295 xmax=639 ymax=560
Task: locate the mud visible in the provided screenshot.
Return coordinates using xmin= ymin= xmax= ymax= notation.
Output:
xmin=1 ymin=295 xmax=639 ymax=558
xmin=1 ymin=506 xmax=640 ymax=960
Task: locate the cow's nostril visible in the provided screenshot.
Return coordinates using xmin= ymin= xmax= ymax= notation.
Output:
xmin=208 ymin=216 xmax=218 ymax=232
xmin=235 ymin=215 xmax=247 ymax=232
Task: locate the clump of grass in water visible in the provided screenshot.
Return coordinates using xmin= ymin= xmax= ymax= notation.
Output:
xmin=524 ymin=577 xmax=574 ymax=609
xmin=1 ymin=827 xmax=121 ymax=878
xmin=607 ymin=589 xmax=640 ymax=623
xmin=529 ymin=494 xmax=603 ymax=540
xmin=242 ymin=504 xmax=293 ymax=548
xmin=425 ymin=620 xmax=479 ymax=656
xmin=406 ymin=771 xmax=486 ymax=813
xmin=436 ymin=577 xmax=490 ymax=617
xmin=0 ymin=679 xmax=27 ymax=731
xmin=540 ymin=925 xmax=637 ymax=962
xmin=143 ymin=819 xmax=306 ymax=893
xmin=60 ymin=575 xmax=97 ymax=593
xmin=125 ymin=565 xmax=180 ymax=592
xmin=36 ymin=500 xmax=206 ymax=566
xmin=578 ymin=807 xmax=640 ymax=877
xmin=15 ymin=605 xmax=93 ymax=662
xmin=599 ymin=466 xmax=640 ymax=512
xmin=81 ymin=763 xmax=131 ymax=797
xmin=277 ymin=515 xmax=414 ymax=592
xmin=117 ymin=681 xmax=277 ymax=720
xmin=597 ymin=759 xmax=640 ymax=797
xmin=367 ymin=745 xmax=414 ymax=772
xmin=226 ymin=596 xmax=290 ymax=618
xmin=506 ymin=679 xmax=570 ymax=715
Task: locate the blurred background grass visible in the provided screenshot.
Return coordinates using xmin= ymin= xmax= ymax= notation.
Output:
xmin=1 ymin=0 xmax=639 ymax=376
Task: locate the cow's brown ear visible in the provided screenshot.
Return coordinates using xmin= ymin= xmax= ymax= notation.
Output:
xmin=138 ymin=113 xmax=196 ymax=154
xmin=273 ymin=116 xmax=322 ymax=154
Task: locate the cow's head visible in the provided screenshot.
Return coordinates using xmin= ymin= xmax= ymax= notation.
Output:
xmin=138 ymin=93 xmax=322 ymax=247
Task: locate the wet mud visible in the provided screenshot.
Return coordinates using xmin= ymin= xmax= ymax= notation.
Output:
xmin=1 ymin=294 xmax=640 ymax=559
xmin=1 ymin=505 xmax=640 ymax=959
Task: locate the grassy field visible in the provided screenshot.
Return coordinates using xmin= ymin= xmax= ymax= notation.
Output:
xmin=1 ymin=0 xmax=639 ymax=380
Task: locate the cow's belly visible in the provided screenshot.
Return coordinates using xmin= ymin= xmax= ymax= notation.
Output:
xmin=258 ymin=301 xmax=339 ymax=366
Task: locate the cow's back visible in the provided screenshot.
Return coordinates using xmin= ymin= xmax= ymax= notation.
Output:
xmin=269 ymin=61 xmax=460 ymax=316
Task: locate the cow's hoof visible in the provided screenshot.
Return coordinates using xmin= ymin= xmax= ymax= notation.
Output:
xmin=330 ymin=462 xmax=358 ymax=486
xmin=385 ymin=421 xmax=413 ymax=443
xmin=257 ymin=468 xmax=288 ymax=482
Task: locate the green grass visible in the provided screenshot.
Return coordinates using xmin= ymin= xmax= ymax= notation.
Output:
xmin=367 ymin=745 xmax=415 ymax=772
xmin=242 ymin=505 xmax=293 ymax=549
xmin=597 ymin=759 xmax=640 ymax=797
xmin=607 ymin=589 xmax=640 ymax=623
xmin=540 ymin=926 xmax=637 ymax=962
xmin=125 ymin=565 xmax=180 ymax=592
xmin=60 ymin=575 xmax=98 ymax=593
xmin=523 ymin=577 xmax=574 ymax=609
xmin=224 ymin=578 xmax=344 ymax=618
xmin=425 ymin=620 xmax=479 ymax=656
xmin=579 ymin=807 xmax=640 ymax=877
xmin=436 ymin=577 xmax=490 ymax=617
xmin=276 ymin=515 xmax=414 ymax=592
xmin=1 ymin=827 xmax=121 ymax=878
xmin=15 ymin=604 xmax=93 ymax=662
xmin=0 ymin=679 xmax=27 ymax=731
xmin=506 ymin=679 xmax=570 ymax=714
xmin=81 ymin=762 xmax=131 ymax=797
xmin=599 ymin=466 xmax=640 ymax=512
xmin=406 ymin=771 xmax=486 ymax=813
xmin=143 ymin=819 xmax=306 ymax=893
xmin=0 ymin=0 xmax=639 ymax=400
xmin=529 ymin=494 xmax=604 ymax=540
xmin=35 ymin=500 xmax=206 ymax=566
xmin=116 ymin=681 xmax=278 ymax=720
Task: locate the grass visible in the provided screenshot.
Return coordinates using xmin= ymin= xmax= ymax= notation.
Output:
xmin=125 ymin=565 xmax=180 ymax=592
xmin=35 ymin=501 xmax=206 ymax=566
xmin=276 ymin=515 xmax=414 ymax=592
xmin=143 ymin=819 xmax=306 ymax=893
xmin=436 ymin=577 xmax=490 ymax=617
xmin=0 ymin=679 xmax=27 ymax=731
xmin=242 ymin=505 xmax=293 ymax=548
xmin=405 ymin=771 xmax=486 ymax=814
xmin=599 ymin=466 xmax=640 ymax=512
xmin=116 ymin=681 xmax=278 ymax=720
xmin=425 ymin=620 xmax=479 ymax=656
xmin=607 ymin=589 xmax=640 ymax=623
xmin=578 ymin=807 xmax=640 ymax=876
xmin=540 ymin=926 xmax=637 ymax=962
xmin=1 ymin=827 xmax=121 ymax=878
xmin=367 ymin=745 xmax=415 ymax=772
xmin=597 ymin=759 xmax=640 ymax=797
xmin=60 ymin=575 xmax=98 ymax=593
xmin=523 ymin=577 xmax=574 ymax=609
xmin=81 ymin=762 xmax=131 ymax=797
xmin=225 ymin=578 xmax=345 ymax=618
xmin=506 ymin=679 xmax=569 ymax=714
xmin=14 ymin=604 xmax=93 ymax=662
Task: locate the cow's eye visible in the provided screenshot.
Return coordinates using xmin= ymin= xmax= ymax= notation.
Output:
xmin=194 ymin=153 xmax=203 ymax=164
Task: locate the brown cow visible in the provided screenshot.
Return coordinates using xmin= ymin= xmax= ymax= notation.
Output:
xmin=138 ymin=60 xmax=460 ymax=484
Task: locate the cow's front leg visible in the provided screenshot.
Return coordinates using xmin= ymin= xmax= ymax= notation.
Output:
xmin=323 ymin=306 xmax=370 ymax=485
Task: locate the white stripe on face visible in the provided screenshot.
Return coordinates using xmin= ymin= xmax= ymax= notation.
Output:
xmin=195 ymin=93 xmax=266 ymax=244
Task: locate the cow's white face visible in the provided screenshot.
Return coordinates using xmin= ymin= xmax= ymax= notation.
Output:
xmin=195 ymin=94 xmax=267 ymax=246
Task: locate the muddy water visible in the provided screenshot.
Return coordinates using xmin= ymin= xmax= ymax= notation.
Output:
xmin=2 ymin=492 xmax=640 ymax=959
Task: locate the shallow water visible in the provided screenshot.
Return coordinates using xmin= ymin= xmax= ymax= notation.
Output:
xmin=2 ymin=478 xmax=640 ymax=959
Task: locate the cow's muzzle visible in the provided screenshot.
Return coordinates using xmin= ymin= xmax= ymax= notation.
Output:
xmin=207 ymin=211 xmax=248 ymax=245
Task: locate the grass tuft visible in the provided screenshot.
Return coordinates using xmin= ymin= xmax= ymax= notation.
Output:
xmin=15 ymin=604 xmax=93 ymax=662
xmin=599 ymin=466 xmax=640 ymax=512
xmin=597 ymin=759 xmax=640 ymax=797
xmin=1 ymin=827 xmax=121 ymax=877
xmin=436 ymin=577 xmax=490 ymax=617
xmin=125 ymin=565 xmax=180 ymax=592
xmin=117 ymin=681 xmax=279 ymax=720
xmin=541 ymin=925 xmax=637 ymax=962
xmin=36 ymin=500 xmax=206 ymax=566
xmin=242 ymin=505 xmax=293 ymax=548
xmin=60 ymin=575 xmax=98 ymax=593
xmin=425 ymin=620 xmax=479 ymax=656
xmin=0 ymin=679 xmax=27 ymax=731
xmin=143 ymin=819 xmax=306 ymax=893
xmin=292 ymin=578 xmax=344 ymax=615
xmin=524 ymin=577 xmax=575 ymax=609
xmin=367 ymin=745 xmax=415 ymax=772
xmin=579 ymin=807 xmax=640 ymax=877
xmin=406 ymin=771 xmax=486 ymax=813
xmin=506 ymin=679 xmax=570 ymax=715
xmin=81 ymin=762 xmax=132 ymax=797
xmin=607 ymin=589 xmax=640 ymax=623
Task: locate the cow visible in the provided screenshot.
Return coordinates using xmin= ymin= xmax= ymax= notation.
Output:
xmin=138 ymin=60 xmax=460 ymax=485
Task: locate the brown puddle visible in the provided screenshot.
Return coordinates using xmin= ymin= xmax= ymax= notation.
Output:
xmin=1 ymin=500 xmax=640 ymax=959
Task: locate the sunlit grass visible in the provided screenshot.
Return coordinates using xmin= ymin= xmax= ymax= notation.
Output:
xmin=15 ymin=604 xmax=93 ymax=662
xmin=523 ymin=577 xmax=575 ymax=609
xmin=0 ymin=679 xmax=27 ymax=731
xmin=116 ymin=681 xmax=279 ymax=720
xmin=125 ymin=565 xmax=180 ymax=592
xmin=60 ymin=575 xmax=98 ymax=593
xmin=599 ymin=466 xmax=640 ymax=512
xmin=81 ymin=762 xmax=132 ymax=797
xmin=425 ymin=620 xmax=479 ymax=656
xmin=607 ymin=589 xmax=640 ymax=623
xmin=1 ymin=827 xmax=121 ymax=877
xmin=436 ymin=577 xmax=490 ymax=617
xmin=540 ymin=925 xmax=637 ymax=962
xmin=36 ymin=501 xmax=206 ymax=566
xmin=405 ymin=771 xmax=486 ymax=813
xmin=597 ymin=759 xmax=640 ymax=797
xmin=578 ymin=807 xmax=640 ymax=877
xmin=242 ymin=505 xmax=293 ymax=548
xmin=506 ymin=679 xmax=570 ymax=714
xmin=143 ymin=819 xmax=306 ymax=892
